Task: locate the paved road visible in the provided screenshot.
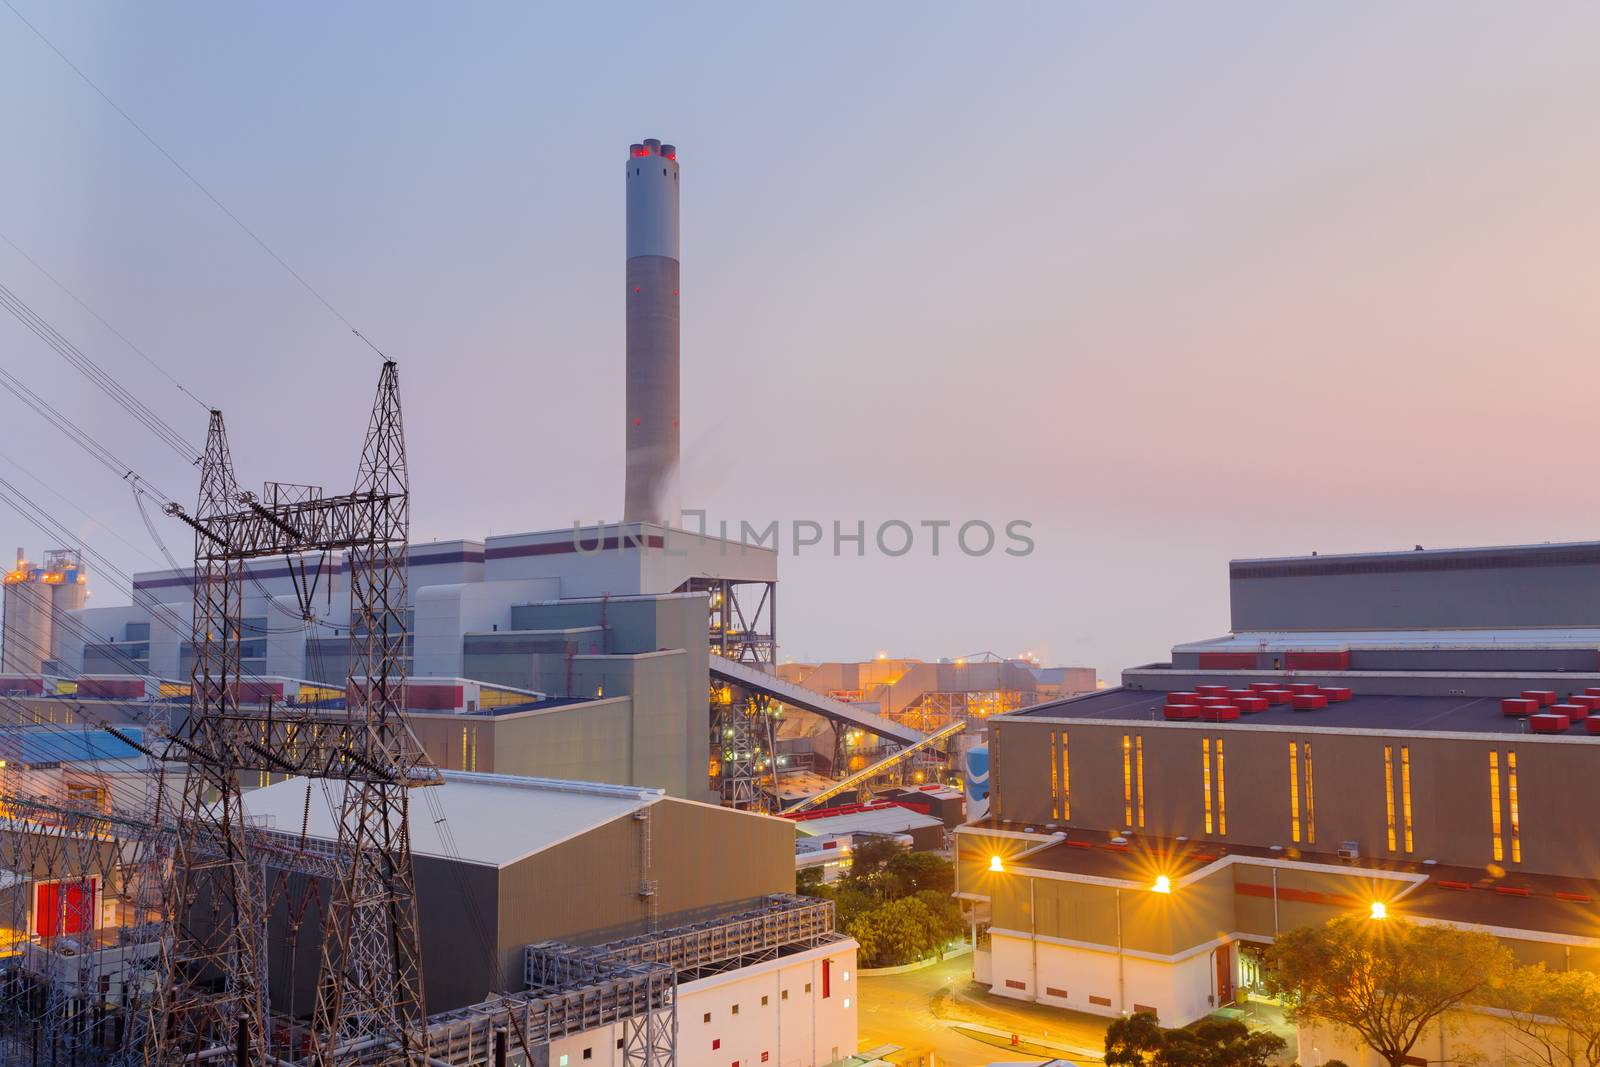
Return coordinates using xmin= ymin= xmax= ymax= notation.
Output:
xmin=856 ymin=956 xmax=1109 ymax=1066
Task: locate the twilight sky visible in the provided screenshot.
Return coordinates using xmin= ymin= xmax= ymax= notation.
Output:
xmin=1 ymin=3 xmax=1597 ymax=678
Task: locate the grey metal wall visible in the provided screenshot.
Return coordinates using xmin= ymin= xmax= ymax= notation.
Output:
xmin=1229 ymin=543 xmax=1600 ymax=631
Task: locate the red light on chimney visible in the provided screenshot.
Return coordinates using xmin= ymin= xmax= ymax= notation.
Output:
xmin=633 ymin=147 xmax=651 ymax=158
xmin=665 ymin=152 xmax=676 ymax=160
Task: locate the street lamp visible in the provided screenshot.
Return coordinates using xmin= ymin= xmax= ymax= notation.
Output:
xmin=1369 ymin=900 xmax=1387 ymax=920
xmin=1152 ymin=874 xmax=1172 ymax=894
xmin=988 ymin=854 xmax=1005 ymax=873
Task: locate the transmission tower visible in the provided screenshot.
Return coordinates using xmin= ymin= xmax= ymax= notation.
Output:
xmin=145 ymin=362 xmax=437 ymax=1065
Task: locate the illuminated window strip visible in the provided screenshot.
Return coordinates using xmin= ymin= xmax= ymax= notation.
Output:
xmin=1202 ymin=738 xmax=1213 ymax=834
xmin=1061 ymin=730 xmax=1070 ymax=821
xmin=1508 ymin=750 xmax=1521 ymax=863
xmin=1288 ymin=742 xmax=1301 ymax=844
xmin=1489 ymin=751 xmax=1503 ymax=863
xmin=1050 ymin=731 xmax=1060 ymax=819
xmin=1135 ymin=735 xmax=1145 ymax=828
xmin=1216 ymin=738 xmax=1226 ymax=836
xmin=1304 ymin=741 xmax=1316 ymax=845
xmin=1383 ymin=745 xmax=1397 ymax=851
xmin=1400 ymin=745 xmax=1414 ymax=853
xmin=1122 ymin=735 xmax=1134 ymax=827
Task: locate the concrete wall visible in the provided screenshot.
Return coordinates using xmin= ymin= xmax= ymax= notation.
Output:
xmin=1230 ymin=543 xmax=1600 ymax=632
xmin=990 ymin=716 xmax=1600 ymax=878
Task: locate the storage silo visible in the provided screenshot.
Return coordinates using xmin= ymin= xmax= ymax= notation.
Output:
xmin=2 ymin=549 xmax=52 ymax=675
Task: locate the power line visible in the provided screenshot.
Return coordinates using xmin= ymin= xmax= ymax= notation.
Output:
xmin=0 ymin=229 xmax=211 ymax=411
xmin=3 ymin=0 xmax=390 ymax=361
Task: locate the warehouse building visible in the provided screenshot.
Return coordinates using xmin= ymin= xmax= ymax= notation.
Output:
xmin=957 ymin=540 xmax=1600 ymax=1038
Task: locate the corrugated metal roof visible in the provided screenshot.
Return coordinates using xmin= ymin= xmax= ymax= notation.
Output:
xmin=791 ymin=806 xmax=943 ymax=839
xmin=240 ymin=772 xmax=663 ymax=868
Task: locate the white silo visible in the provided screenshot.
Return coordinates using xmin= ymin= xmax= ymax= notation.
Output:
xmin=623 ymin=137 xmax=681 ymax=526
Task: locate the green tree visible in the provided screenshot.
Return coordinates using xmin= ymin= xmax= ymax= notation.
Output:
xmin=888 ymin=850 xmax=955 ymax=895
xmin=842 ymin=837 xmax=904 ymax=899
xmin=796 ymin=866 xmax=825 ymax=895
xmin=1156 ymin=1019 xmax=1284 ymax=1067
xmin=846 ymin=896 xmax=942 ymax=967
xmin=1494 ymin=965 xmax=1600 ymax=1067
xmin=1263 ymin=917 xmax=1513 ymax=1067
xmin=1105 ymin=1011 xmax=1165 ymax=1067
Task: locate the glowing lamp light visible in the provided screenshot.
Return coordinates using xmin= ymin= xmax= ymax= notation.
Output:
xmin=1370 ymin=901 xmax=1387 ymax=920
xmin=988 ymin=854 xmax=1005 ymax=873
xmin=1152 ymin=875 xmax=1172 ymax=895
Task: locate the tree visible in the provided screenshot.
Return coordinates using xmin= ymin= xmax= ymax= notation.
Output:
xmin=846 ymin=896 xmax=942 ymax=967
xmin=796 ymin=866 xmax=825 ymax=895
xmin=1262 ymin=917 xmax=1513 ymax=1067
xmin=1494 ymin=965 xmax=1600 ymax=1067
xmin=1156 ymin=1019 xmax=1284 ymax=1067
xmin=1105 ymin=1013 xmax=1284 ymax=1067
xmin=888 ymin=850 xmax=955 ymax=896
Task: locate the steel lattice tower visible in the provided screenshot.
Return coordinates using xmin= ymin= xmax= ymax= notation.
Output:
xmin=143 ymin=362 xmax=436 ymax=1065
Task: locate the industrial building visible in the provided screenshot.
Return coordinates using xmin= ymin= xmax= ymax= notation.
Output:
xmin=957 ymin=540 xmax=1600 ymax=1049
xmin=1 ymin=549 xmax=87 ymax=675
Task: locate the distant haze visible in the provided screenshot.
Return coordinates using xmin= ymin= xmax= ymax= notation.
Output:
xmin=1 ymin=3 xmax=1596 ymax=679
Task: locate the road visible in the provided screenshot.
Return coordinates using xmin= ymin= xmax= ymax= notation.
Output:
xmin=856 ymin=956 xmax=1110 ymax=1066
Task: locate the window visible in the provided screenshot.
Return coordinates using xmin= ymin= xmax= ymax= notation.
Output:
xmin=1304 ymin=741 xmax=1316 ymax=844
xmin=712 ymin=1039 xmax=720 ymax=1050
xmin=1090 ymin=995 xmax=1112 ymax=1007
xmin=731 ymin=1004 xmax=739 ymax=1015
xmin=1400 ymin=745 xmax=1414 ymax=853
xmin=843 ymin=970 xmax=851 ymax=982
xmin=1060 ymin=728 xmax=1070 ymax=819
xmin=781 ymin=989 xmax=788 ymax=1001
xmin=761 ymin=995 xmax=768 ymax=1006
xmin=1216 ymin=737 xmax=1226 ymax=835
xmin=1135 ymin=734 xmax=1145 ymax=828
xmin=583 ymin=1050 xmax=592 ymax=1061
xmin=1508 ymin=750 xmax=1521 ymax=863
xmin=559 ymin=1057 xmax=568 ymax=1067
xmin=1122 ymin=735 xmax=1134 ymax=826
xmin=843 ymin=997 xmax=851 ymax=1008
xmin=1384 ymin=745 xmax=1398 ymax=851
xmin=762 ymin=1054 xmax=770 ymax=1063
xmin=703 ymin=1013 xmax=711 ymax=1023
xmin=1005 ymin=979 xmax=1027 ymax=990
xmin=805 ymin=982 xmax=811 ymax=994
xmin=1489 ymin=751 xmax=1504 ymax=862
xmin=1050 ymin=730 xmax=1060 ymax=818
xmin=1289 ymin=742 xmax=1301 ymax=843
xmin=1045 ymin=986 xmax=1068 ymax=998
xmin=1202 ymin=738 xmax=1214 ymax=834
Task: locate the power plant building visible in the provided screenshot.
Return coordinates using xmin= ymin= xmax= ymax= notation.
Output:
xmin=959 ymin=540 xmax=1600 ymax=1058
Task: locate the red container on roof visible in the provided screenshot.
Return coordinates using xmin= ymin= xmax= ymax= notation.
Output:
xmin=1249 ymin=682 xmax=1281 ymax=692
xmin=1236 ymin=696 xmax=1268 ymax=713
xmin=1285 ymin=651 xmax=1351 ymax=670
xmin=1198 ymin=653 xmax=1254 ymax=669
xmin=1531 ymin=713 xmax=1571 ymax=734
xmin=1522 ymin=690 xmax=1558 ymax=707
xmin=1586 ymin=687 xmax=1600 ymax=698
xmin=1587 ymin=717 xmax=1600 ymax=735
xmin=1164 ymin=704 xmax=1200 ymax=721
xmin=1195 ymin=685 xmax=1230 ymax=697
xmin=1551 ymin=703 xmax=1589 ymax=721
xmin=1318 ymin=686 xmax=1353 ymax=702
xmin=1262 ymin=690 xmax=1293 ymax=704
xmin=1200 ymin=705 xmax=1240 ymax=722
xmin=1291 ymin=693 xmax=1328 ymax=710
xmin=1199 ymin=696 xmax=1231 ymax=706
xmin=1288 ymin=682 xmax=1322 ymax=694
xmin=1226 ymin=689 xmax=1255 ymax=700
xmin=1568 ymin=694 xmax=1600 ymax=710
xmin=1168 ymin=692 xmax=1200 ymax=704
xmin=1501 ymin=698 xmax=1538 ymax=717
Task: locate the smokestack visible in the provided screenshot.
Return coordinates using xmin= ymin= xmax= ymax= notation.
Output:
xmin=623 ymin=137 xmax=680 ymax=527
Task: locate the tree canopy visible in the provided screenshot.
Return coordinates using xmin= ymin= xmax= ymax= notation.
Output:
xmin=1493 ymin=964 xmax=1600 ymax=1067
xmin=1262 ymin=917 xmax=1513 ymax=1067
xmin=1105 ymin=1012 xmax=1285 ymax=1067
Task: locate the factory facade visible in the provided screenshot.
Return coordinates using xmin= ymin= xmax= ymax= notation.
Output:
xmin=958 ymin=541 xmax=1600 ymax=1048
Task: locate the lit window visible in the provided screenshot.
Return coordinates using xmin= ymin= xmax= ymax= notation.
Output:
xmin=1050 ymin=730 xmax=1060 ymax=819
xmin=1202 ymin=738 xmax=1214 ymax=834
xmin=559 ymin=1057 xmax=569 ymax=1067
xmin=1122 ymin=735 xmax=1134 ymax=827
xmin=1135 ymin=734 xmax=1145 ymax=828
xmin=1216 ymin=738 xmax=1226 ymax=836
xmin=843 ymin=970 xmax=851 ymax=982
xmin=1383 ymin=745 xmax=1397 ymax=851
xmin=1508 ymin=750 xmax=1521 ymax=863
xmin=1289 ymin=742 xmax=1301 ymax=843
xmin=1400 ymin=746 xmax=1414 ymax=853
xmin=843 ymin=997 xmax=851 ymax=1008
xmin=1489 ymin=751 xmax=1504 ymax=862
xmin=1061 ymin=729 xmax=1070 ymax=819
xmin=1304 ymin=742 xmax=1316 ymax=845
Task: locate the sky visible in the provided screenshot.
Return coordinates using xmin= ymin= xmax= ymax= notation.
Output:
xmin=0 ymin=3 xmax=1596 ymax=679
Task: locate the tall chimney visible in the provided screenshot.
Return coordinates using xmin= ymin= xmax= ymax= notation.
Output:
xmin=623 ymin=137 xmax=680 ymax=526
